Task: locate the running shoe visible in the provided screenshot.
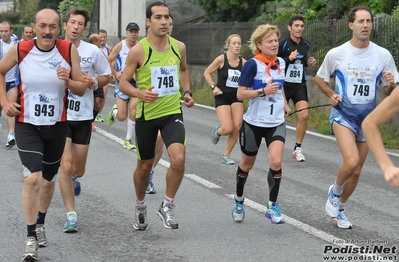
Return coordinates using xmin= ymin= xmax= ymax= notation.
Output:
xmin=6 ymin=132 xmax=15 ymax=147
xmin=133 ymin=205 xmax=149 ymax=231
xmin=22 ymin=237 xmax=39 ymax=261
xmin=265 ymin=202 xmax=285 ymax=224
xmin=107 ymin=104 xmax=117 ymax=125
xmin=36 ymin=225 xmax=48 ymax=247
xmin=325 ymin=185 xmax=340 ymax=218
xmin=210 ymin=124 xmax=221 ymax=145
xmin=73 ymin=176 xmax=81 ymax=196
xmin=157 ymin=202 xmax=179 ymax=229
xmin=146 ymin=170 xmax=156 ymax=194
xmin=231 ymin=198 xmax=245 ymax=222
xmin=333 ymin=210 xmax=353 ymax=229
xmin=63 ymin=213 xmax=78 ymax=233
xmin=91 ymin=122 xmax=96 ymax=132
xmin=95 ymin=114 xmax=104 ymax=122
xmin=292 ymin=147 xmax=305 ymax=162
xmin=123 ymin=138 xmax=136 ymax=150
xmin=221 ymin=154 xmax=235 ymax=165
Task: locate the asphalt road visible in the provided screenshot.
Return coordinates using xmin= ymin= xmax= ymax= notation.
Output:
xmin=1 ymin=88 xmax=398 ymax=261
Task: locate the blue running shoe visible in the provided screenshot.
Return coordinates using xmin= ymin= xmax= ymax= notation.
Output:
xmin=73 ymin=176 xmax=81 ymax=196
xmin=265 ymin=202 xmax=285 ymax=224
xmin=221 ymin=154 xmax=235 ymax=165
xmin=63 ymin=213 xmax=78 ymax=233
xmin=333 ymin=209 xmax=353 ymax=229
xmin=232 ymin=198 xmax=245 ymax=222
xmin=325 ymin=185 xmax=340 ymax=218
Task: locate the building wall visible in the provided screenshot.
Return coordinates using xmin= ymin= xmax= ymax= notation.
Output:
xmin=99 ymin=0 xmax=203 ymax=46
xmin=99 ymin=0 xmax=146 ymax=46
xmin=0 ymin=1 xmax=13 ymax=13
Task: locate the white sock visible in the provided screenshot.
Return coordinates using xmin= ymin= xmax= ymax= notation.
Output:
xmin=112 ymin=108 xmax=117 ymax=117
xmin=164 ymin=195 xmax=174 ymax=204
xmin=235 ymin=195 xmax=244 ymax=202
xmin=67 ymin=211 xmax=77 ymax=218
xmin=339 ymin=202 xmax=345 ymax=211
xmin=136 ymin=199 xmax=146 ymax=207
xmin=126 ymin=119 xmax=135 ymax=140
xmin=333 ymin=181 xmax=343 ymax=196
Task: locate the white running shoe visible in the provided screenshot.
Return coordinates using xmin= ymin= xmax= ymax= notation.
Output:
xmin=6 ymin=132 xmax=15 ymax=148
xmin=333 ymin=210 xmax=353 ymax=229
xmin=232 ymin=198 xmax=245 ymax=222
xmin=133 ymin=205 xmax=149 ymax=231
xmin=210 ymin=124 xmax=221 ymax=145
xmin=325 ymin=185 xmax=340 ymax=218
xmin=221 ymin=154 xmax=235 ymax=165
xmin=265 ymin=202 xmax=285 ymax=224
xmin=22 ymin=237 xmax=39 ymax=261
xmin=292 ymin=147 xmax=305 ymax=162
xmin=36 ymin=225 xmax=48 ymax=247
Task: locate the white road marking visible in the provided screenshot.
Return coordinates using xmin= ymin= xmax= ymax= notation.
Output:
xmin=96 ymin=102 xmax=394 ymax=261
xmin=225 ymin=194 xmax=392 ymax=262
xmin=184 ymin=174 xmax=222 ymax=189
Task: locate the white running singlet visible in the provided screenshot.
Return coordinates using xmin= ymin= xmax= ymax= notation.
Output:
xmin=17 ymin=40 xmax=72 ymax=125
xmin=67 ymin=41 xmax=111 ymax=121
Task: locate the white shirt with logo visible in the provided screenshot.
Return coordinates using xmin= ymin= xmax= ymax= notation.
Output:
xmin=1 ymin=39 xmax=18 ymax=82
xmin=67 ymin=41 xmax=111 ymax=121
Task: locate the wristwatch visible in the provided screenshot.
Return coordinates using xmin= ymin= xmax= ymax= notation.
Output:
xmin=257 ymin=88 xmax=265 ymax=97
xmin=210 ymin=84 xmax=216 ymax=90
xmin=184 ymin=90 xmax=193 ymax=97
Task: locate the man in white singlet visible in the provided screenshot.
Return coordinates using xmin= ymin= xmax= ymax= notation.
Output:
xmin=107 ymin=22 xmax=140 ymax=150
xmin=315 ymin=6 xmax=399 ymax=230
xmin=95 ymin=29 xmax=113 ymax=123
xmin=0 ymin=21 xmax=19 ymax=147
xmin=58 ymin=8 xmax=111 ymax=234
xmin=0 ymin=9 xmax=87 ymax=260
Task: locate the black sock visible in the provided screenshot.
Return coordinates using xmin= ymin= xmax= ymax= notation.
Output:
xmin=27 ymin=224 xmax=37 ymax=240
xmin=267 ymin=168 xmax=282 ymax=203
xmin=294 ymin=143 xmax=301 ymax=150
xmin=236 ymin=166 xmax=249 ymax=198
xmin=36 ymin=211 xmax=46 ymax=225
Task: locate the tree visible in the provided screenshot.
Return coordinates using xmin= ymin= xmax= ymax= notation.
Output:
xmin=380 ymin=0 xmax=398 ymax=15
xmin=191 ymin=0 xmax=262 ymax=22
xmin=58 ymin=0 xmax=94 ymax=22
xmin=38 ymin=0 xmax=63 ymax=10
xmin=58 ymin=0 xmax=94 ymax=38
xmin=19 ymin=0 xmax=39 ymax=23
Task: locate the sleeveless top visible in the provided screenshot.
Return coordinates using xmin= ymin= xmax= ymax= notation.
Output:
xmin=239 ymin=57 xmax=286 ymax=128
xmin=17 ymin=39 xmax=72 ymax=125
xmin=135 ymin=36 xmax=182 ymax=121
xmin=216 ymin=53 xmax=243 ymax=94
xmin=0 ymin=38 xmax=19 ymax=83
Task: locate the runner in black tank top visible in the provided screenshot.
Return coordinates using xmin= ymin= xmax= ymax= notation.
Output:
xmin=204 ymin=34 xmax=247 ymax=165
